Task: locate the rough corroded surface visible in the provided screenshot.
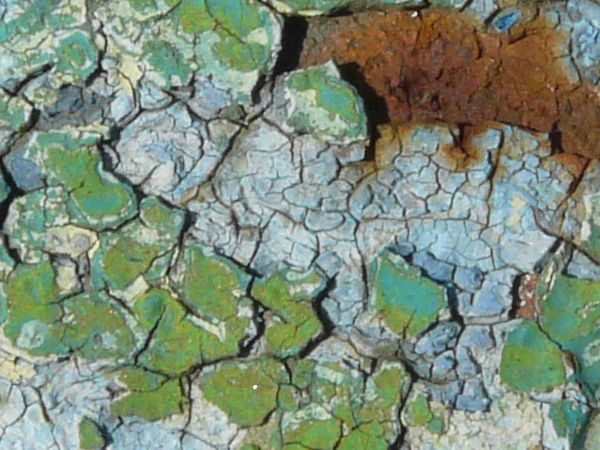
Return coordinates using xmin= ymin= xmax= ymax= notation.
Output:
xmin=301 ymin=6 xmax=600 ymax=158
xmin=1 ymin=0 xmax=600 ymax=449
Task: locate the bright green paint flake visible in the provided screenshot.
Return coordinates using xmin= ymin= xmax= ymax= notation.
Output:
xmin=201 ymin=358 xmax=288 ymax=427
xmin=540 ymin=275 xmax=600 ymax=400
xmin=500 ymin=320 xmax=565 ymax=393
xmin=177 ymin=0 xmax=213 ymax=34
xmin=582 ymin=224 xmax=600 ymax=263
xmin=540 ymin=276 xmax=600 ymax=345
xmin=283 ymin=418 xmax=341 ymax=450
xmin=133 ymin=286 xmax=252 ymax=373
xmin=404 ymin=393 xmax=445 ymax=435
xmin=79 ymin=418 xmax=105 ymax=449
xmin=203 ymin=0 xmax=280 ymax=74
xmin=173 ymin=244 xmax=249 ymax=321
xmin=360 ymin=363 xmax=410 ymax=439
xmin=277 ymin=384 xmax=299 ymax=412
xmin=370 ymin=251 xmax=446 ymax=337
xmin=92 ymin=197 xmax=183 ymax=292
xmin=252 ymin=269 xmax=325 ymax=357
xmin=285 ymin=359 xmax=406 ymax=447
xmin=427 ymin=416 xmax=445 ymax=434
xmin=307 ymin=364 xmax=364 ymax=429
xmin=0 ymin=172 xmax=10 ymax=205
xmin=3 ymin=260 xmax=136 ymax=361
xmin=111 ymin=367 xmax=187 ymax=421
xmin=133 ymin=288 xmax=204 ymax=374
xmin=406 ymin=394 xmax=435 ymax=427
xmin=62 ymin=291 xmax=135 ymax=360
xmin=3 ymin=261 xmax=67 ymax=356
xmin=284 ymin=64 xmax=367 ymax=145
xmin=240 ymin=410 xmax=285 ymax=449
xmin=46 ymin=149 xmax=137 ymax=230
xmin=337 ymin=422 xmax=388 ymax=450
xmin=204 ymin=0 xmax=277 ymax=73
xmin=290 ymin=359 xmax=315 ymax=390
xmin=549 ymin=400 xmax=588 ymax=445
xmin=26 ymin=131 xmax=137 ymax=231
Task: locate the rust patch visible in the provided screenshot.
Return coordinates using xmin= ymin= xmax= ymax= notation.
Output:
xmin=301 ymin=8 xmax=600 ymax=159
xmin=516 ymin=273 xmax=541 ymax=319
xmin=438 ymin=124 xmax=493 ymax=171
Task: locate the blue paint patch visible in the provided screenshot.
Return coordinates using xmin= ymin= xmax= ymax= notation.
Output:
xmin=493 ymin=10 xmax=522 ymax=34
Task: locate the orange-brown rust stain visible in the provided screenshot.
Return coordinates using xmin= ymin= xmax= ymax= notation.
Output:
xmin=301 ymin=8 xmax=600 ymax=159
xmin=438 ymin=123 xmax=494 ymax=172
xmin=516 ymin=273 xmax=541 ymax=319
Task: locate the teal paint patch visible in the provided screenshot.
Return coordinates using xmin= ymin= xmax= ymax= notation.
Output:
xmin=500 ymin=320 xmax=565 ymax=393
xmin=284 ymin=64 xmax=368 ymax=144
xmin=549 ymin=400 xmax=588 ymax=445
xmin=540 ymin=275 xmax=600 ymax=400
xmin=370 ymin=251 xmax=446 ymax=336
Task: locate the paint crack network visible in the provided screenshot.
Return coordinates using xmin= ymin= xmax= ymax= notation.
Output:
xmin=1 ymin=0 xmax=600 ymax=449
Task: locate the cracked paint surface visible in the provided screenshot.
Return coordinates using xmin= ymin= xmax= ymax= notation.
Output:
xmin=1 ymin=0 xmax=600 ymax=449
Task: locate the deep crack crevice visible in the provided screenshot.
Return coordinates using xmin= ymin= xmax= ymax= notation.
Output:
xmin=337 ymin=62 xmax=390 ymax=161
xmin=271 ymin=16 xmax=308 ymax=79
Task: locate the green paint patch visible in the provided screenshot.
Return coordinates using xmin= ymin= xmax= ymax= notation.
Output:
xmin=370 ymin=251 xmax=446 ymax=337
xmin=252 ymin=269 xmax=325 ymax=357
xmin=55 ymin=31 xmax=99 ymax=83
xmin=540 ymin=275 xmax=600 ymax=401
xmin=62 ymin=291 xmax=135 ymax=361
xmin=4 ymin=188 xmax=77 ymax=263
xmin=285 ymin=359 xmax=408 ymax=447
xmin=144 ymin=39 xmax=192 ymax=87
xmin=584 ymin=411 xmax=600 ymax=450
xmin=359 ymin=363 xmax=410 ymax=439
xmin=79 ymin=418 xmax=105 ymax=449
xmin=3 ymin=260 xmax=137 ymax=361
xmin=500 ymin=320 xmax=565 ymax=393
xmin=337 ymin=422 xmax=388 ymax=450
xmin=405 ymin=394 xmax=444 ymax=434
xmin=45 ymin=140 xmax=137 ymax=229
xmin=101 ymin=0 xmax=280 ymax=102
xmin=133 ymin=283 xmax=253 ymax=373
xmin=4 ymin=261 xmax=67 ymax=356
xmin=92 ymin=197 xmax=184 ymax=292
xmin=284 ymin=64 xmax=367 ymax=145
xmin=25 ymin=131 xmax=137 ymax=231
xmin=549 ymin=400 xmax=588 ymax=445
xmin=173 ymin=244 xmax=249 ymax=321
xmin=133 ymin=288 xmax=204 ymax=374
xmin=0 ymin=1 xmax=93 ymax=89
xmin=206 ymin=0 xmax=276 ymax=73
xmin=283 ymin=417 xmax=341 ymax=449
xmin=111 ymin=367 xmax=187 ymax=421
xmin=201 ymin=358 xmax=288 ymax=427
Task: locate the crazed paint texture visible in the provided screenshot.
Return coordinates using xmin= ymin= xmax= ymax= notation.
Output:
xmin=301 ymin=8 xmax=600 ymax=158
xmin=3 ymin=1 xmax=600 ymax=448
